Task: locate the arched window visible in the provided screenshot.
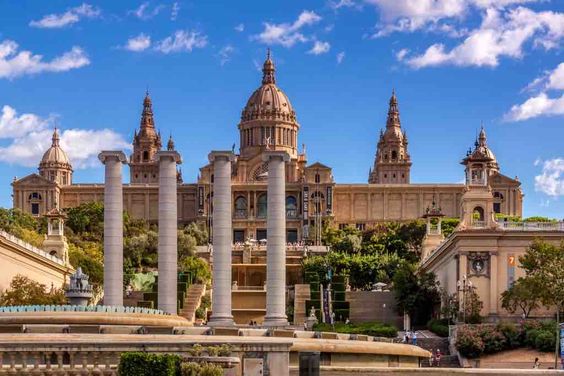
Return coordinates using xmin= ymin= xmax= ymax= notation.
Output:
xmin=315 ymin=173 xmax=320 ymax=183
xmin=257 ymin=194 xmax=267 ymax=218
xmin=234 ymin=196 xmax=248 ymax=218
xmin=392 ymin=150 xmax=398 ymax=160
xmin=472 ymin=206 xmax=485 ymax=224
xmin=286 ymin=196 xmax=297 ymax=218
xmin=143 ymin=151 xmax=149 ymax=161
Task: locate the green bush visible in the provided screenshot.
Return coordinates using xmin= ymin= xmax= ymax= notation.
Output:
xmin=427 ymin=319 xmax=449 ymax=337
xmin=496 ymin=322 xmax=521 ymax=349
xmin=333 ymin=309 xmax=349 ymax=321
xmin=313 ymin=322 xmax=397 ymax=338
xmin=480 ymin=328 xmax=506 ymax=354
xmin=455 ymin=327 xmax=484 ymax=358
xmin=180 ymin=362 xmax=223 ymax=376
xmin=534 ymin=331 xmax=555 ymax=352
xmin=525 ymin=329 xmax=541 ymax=348
xmin=118 ymin=352 xmax=181 ymax=376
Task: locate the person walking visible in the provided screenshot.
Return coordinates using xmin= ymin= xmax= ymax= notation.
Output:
xmin=533 ymin=357 xmax=541 ymax=369
xmin=436 ymin=349 xmax=442 ymax=367
xmin=429 ymin=350 xmax=434 ymax=367
xmin=412 ymin=331 xmax=418 ymax=346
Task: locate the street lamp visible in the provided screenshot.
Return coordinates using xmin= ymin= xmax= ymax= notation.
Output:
xmin=457 ymin=275 xmax=473 ymax=323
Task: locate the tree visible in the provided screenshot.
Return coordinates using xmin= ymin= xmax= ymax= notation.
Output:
xmin=501 ymin=278 xmax=541 ymax=318
xmin=463 ymin=287 xmax=483 ymax=324
xmin=519 ymin=240 xmax=564 ymax=368
xmin=65 ymin=202 xmax=104 ymax=240
xmin=393 ymin=262 xmax=441 ymax=326
xmin=180 ymin=256 xmax=211 ymax=284
xmin=0 ymin=275 xmax=65 ymax=306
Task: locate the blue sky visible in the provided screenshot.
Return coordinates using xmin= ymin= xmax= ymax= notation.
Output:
xmin=0 ymin=0 xmax=562 ymax=218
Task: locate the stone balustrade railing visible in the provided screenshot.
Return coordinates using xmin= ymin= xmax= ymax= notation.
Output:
xmin=0 ymin=305 xmax=167 ymax=315
xmin=497 ymin=220 xmax=564 ymax=231
xmin=0 ymin=230 xmax=65 ymax=265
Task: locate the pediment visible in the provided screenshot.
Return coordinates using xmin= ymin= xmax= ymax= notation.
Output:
xmin=306 ymin=162 xmax=331 ymax=170
xmin=13 ymin=173 xmax=56 ymax=187
xmin=490 ymin=172 xmax=520 ymax=186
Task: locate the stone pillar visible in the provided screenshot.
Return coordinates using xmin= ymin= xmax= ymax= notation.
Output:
xmin=157 ymin=151 xmax=182 ymax=314
xmin=98 ymin=151 xmax=127 ymax=306
xmin=208 ymin=151 xmax=235 ymax=327
xmin=489 ymin=252 xmax=498 ymax=315
xmin=263 ymin=151 xmax=290 ymax=327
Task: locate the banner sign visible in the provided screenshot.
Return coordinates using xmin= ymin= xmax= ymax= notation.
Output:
xmin=303 ymin=186 xmax=309 ymax=222
xmin=326 ymin=186 xmax=333 ymax=213
xmin=198 ymin=186 xmax=205 ymax=212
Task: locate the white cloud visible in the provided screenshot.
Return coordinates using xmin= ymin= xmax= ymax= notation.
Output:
xmin=218 ymin=45 xmax=235 ymax=65
xmin=505 ymin=62 xmax=564 ymax=121
xmin=504 ymin=92 xmax=564 ymax=121
xmin=405 ymin=7 xmax=564 ymax=68
xmin=308 ymin=41 xmax=331 ymax=55
xmin=154 ymin=30 xmax=207 ymax=54
xmin=252 ymin=10 xmax=322 ymax=47
xmin=336 ymin=51 xmax=345 ymax=64
xmin=125 ymin=33 xmax=152 ymax=52
xmin=171 ymin=2 xmax=180 ymax=21
xmin=29 ymin=3 xmax=100 ymax=29
xmin=0 ymin=105 xmax=129 ymax=168
xmin=129 ymin=2 xmax=165 ymax=20
xmin=0 ymin=40 xmax=89 ymax=79
xmin=329 ymin=0 xmax=356 ymax=10
xmin=234 ymin=23 xmax=245 ymax=32
xmin=534 ymin=158 xmax=564 ymax=197
xmin=395 ymin=48 xmax=409 ymax=61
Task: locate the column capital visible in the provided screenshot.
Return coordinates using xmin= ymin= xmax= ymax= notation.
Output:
xmin=262 ymin=151 xmax=290 ymax=163
xmin=98 ymin=151 xmax=127 ymax=164
xmin=208 ymin=150 xmax=235 ymax=163
xmin=156 ymin=150 xmax=182 ymax=164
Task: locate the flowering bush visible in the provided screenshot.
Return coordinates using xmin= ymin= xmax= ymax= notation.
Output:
xmin=479 ymin=327 xmax=506 ymax=354
xmin=455 ymin=327 xmax=484 ymax=358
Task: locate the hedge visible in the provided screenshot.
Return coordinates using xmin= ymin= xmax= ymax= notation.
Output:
xmin=118 ymin=352 xmax=180 ymax=376
xmin=427 ymin=319 xmax=449 ymax=338
xmin=313 ymin=322 xmax=397 ymax=338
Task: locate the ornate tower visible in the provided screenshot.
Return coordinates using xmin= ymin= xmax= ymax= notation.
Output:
xmin=39 ymin=128 xmax=73 ymax=186
xmin=42 ymin=207 xmax=70 ymax=266
xmin=369 ymin=90 xmax=411 ymax=184
xmin=459 ymin=127 xmax=498 ymax=230
xmin=130 ymin=91 xmax=162 ymax=184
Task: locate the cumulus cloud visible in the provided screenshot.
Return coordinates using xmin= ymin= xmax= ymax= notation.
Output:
xmin=505 ymin=62 xmax=564 ymax=121
xmin=0 ymin=105 xmax=129 ymax=168
xmin=218 ymin=45 xmax=235 ymax=65
xmin=336 ymin=51 xmax=345 ymax=64
xmin=329 ymin=0 xmax=356 ymax=10
xmin=395 ymin=48 xmax=409 ymax=61
xmin=534 ymin=158 xmax=564 ymax=197
xmin=404 ymin=7 xmax=564 ymax=68
xmin=0 ymin=40 xmax=89 ymax=79
xmin=128 ymin=2 xmax=165 ymax=20
xmin=252 ymin=10 xmax=322 ymax=47
xmin=308 ymin=41 xmax=331 ymax=55
xmin=234 ymin=23 xmax=245 ymax=32
xmin=124 ymin=33 xmax=152 ymax=52
xmin=29 ymin=3 xmax=100 ymax=29
xmin=154 ymin=30 xmax=208 ymax=53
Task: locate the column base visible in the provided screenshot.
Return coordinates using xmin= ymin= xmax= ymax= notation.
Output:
xmin=207 ymin=315 xmax=235 ymax=327
xmin=263 ymin=315 xmax=289 ymax=327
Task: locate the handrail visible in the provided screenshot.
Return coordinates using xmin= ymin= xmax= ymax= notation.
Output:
xmin=0 ymin=304 xmax=168 ymax=315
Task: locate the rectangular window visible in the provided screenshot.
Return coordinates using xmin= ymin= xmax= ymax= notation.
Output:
xmin=256 ymin=229 xmax=267 ymax=241
xmin=356 ymin=223 xmax=366 ymax=231
xmin=493 ymin=202 xmax=501 ymax=214
xmin=31 ymin=203 xmax=39 ymax=215
xmin=233 ymin=230 xmax=245 ymax=243
xmin=286 ymin=229 xmax=298 ymax=243
xmin=338 ymin=223 xmax=347 ymax=230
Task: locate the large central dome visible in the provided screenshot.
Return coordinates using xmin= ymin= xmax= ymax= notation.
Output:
xmin=238 ymin=50 xmax=300 ymax=159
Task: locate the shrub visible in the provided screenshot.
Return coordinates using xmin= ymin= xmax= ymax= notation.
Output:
xmin=427 ymin=319 xmax=449 ymax=338
xmin=534 ymin=331 xmax=555 ymax=352
xmin=205 ymin=346 xmax=219 ymax=357
xmin=496 ymin=322 xmax=520 ymax=349
xmin=313 ymin=322 xmax=397 ymax=338
xmin=180 ymin=362 xmax=201 ymax=376
xmin=479 ymin=328 xmax=506 ymax=354
xmin=118 ymin=352 xmax=181 ymax=376
xmin=188 ymin=344 xmax=204 ymax=357
xmin=455 ymin=327 xmax=484 ymax=358
xmin=525 ymin=329 xmax=541 ymax=348
xmin=217 ymin=344 xmax=233 ymax=357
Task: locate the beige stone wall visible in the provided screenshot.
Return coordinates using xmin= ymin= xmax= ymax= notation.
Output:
xmin=346 ymin=291 xmax=403 ymax=327
xmin=0 ymin=235 xmax=72 ymax=292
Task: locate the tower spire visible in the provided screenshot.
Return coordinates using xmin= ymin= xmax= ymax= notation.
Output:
xmin=386 ymin=89 xmax=400 ymax=128
xmin=262 ymin=48 xmax=276 ymax=85
xmin=140 ymin=91 xmax=155 ymax=135
xmin=52 ymin=128 xmax=60 ymax=147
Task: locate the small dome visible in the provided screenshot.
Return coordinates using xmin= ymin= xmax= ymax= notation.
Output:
xmin=240 ymin=51 xmax=297 ymax=124
xmin=40 ymin=129 xmax=72 ymax=168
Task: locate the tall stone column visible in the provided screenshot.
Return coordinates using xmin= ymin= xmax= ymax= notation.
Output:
xmin=98 ymin=151 xmax=127 ymax=306
xmin=263 ymin=151 xmax=290 ymax=327
xmin=208 ymin=151 xmax=235 ymax=326
xmin=157 ymin=151 xmax=182 ymax=314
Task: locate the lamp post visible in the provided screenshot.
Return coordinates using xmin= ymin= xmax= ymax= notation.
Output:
xmin=457 ymin=275 xmax=473 ymax=323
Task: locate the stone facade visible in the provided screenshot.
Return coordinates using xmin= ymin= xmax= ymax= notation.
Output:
xmin=11 ymin=53 xmax=523 ymax=243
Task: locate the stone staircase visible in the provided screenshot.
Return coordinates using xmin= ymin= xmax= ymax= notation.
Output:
xmin=179 ymin=284 xmax=206 ymax=323
xmin=418 ymin=337 xmax=460 ymax=368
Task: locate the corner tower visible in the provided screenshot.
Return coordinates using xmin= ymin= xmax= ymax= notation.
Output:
xmin=39 ymin=128 xmax=73 ymax=186
xmin=130 ymin=91 xmax=162 ymax=184
xmin=369 ymin=90 xmax=411 ymax=184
